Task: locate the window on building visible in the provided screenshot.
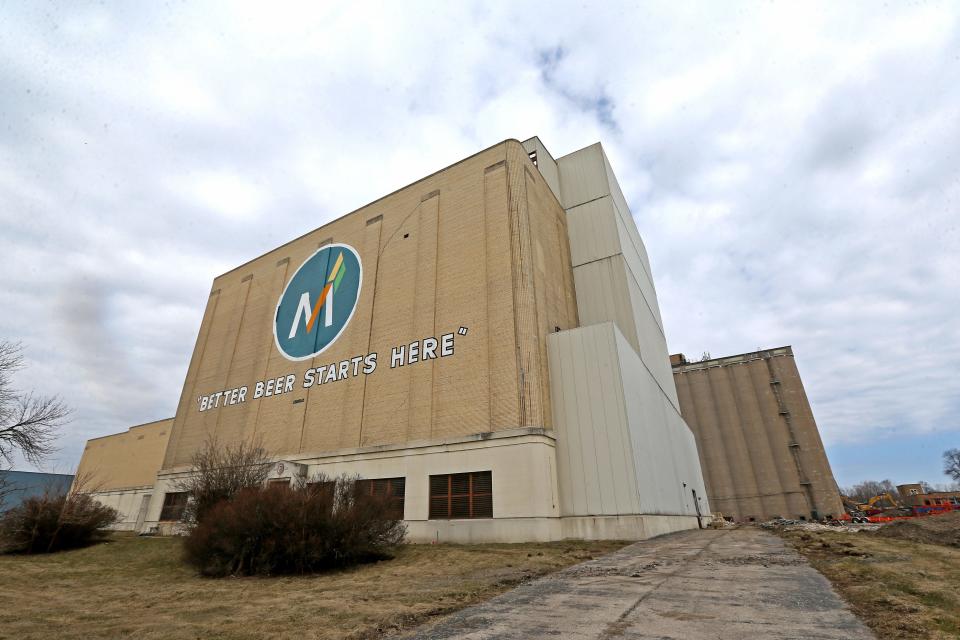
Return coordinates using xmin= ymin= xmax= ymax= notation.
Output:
xmin=356 ymin=477 xmax=405 ymax=520
xmin=268 ymin=478 xmax=291 ymax=488
xmin=159 ymin=491 xmax=189 ymax=521
xmin=428 ymin=471 xmax=492 ymax=519
xmin=308 ymin=480 xmax=336 ymax=497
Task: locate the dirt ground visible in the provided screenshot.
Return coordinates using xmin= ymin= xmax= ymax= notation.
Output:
xmin=876 ymin=511 xmax=960 ymax=548
xmin=0 ymin=533 xmax=626 ymax=640
xmin=780 ymin=515 xmax=960 ymax=639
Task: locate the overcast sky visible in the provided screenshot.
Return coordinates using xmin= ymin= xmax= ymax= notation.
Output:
xmin=1 ymin=2 xmax=957 ymax=486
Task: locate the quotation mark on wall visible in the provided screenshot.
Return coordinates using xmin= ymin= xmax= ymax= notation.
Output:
xmin=458 ymin=327 xmax=468 ymax=336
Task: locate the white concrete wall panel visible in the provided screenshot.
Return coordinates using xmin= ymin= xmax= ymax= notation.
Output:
xmin=572 ymin=257 xmax=639 ymax=351
xmin=89 ymin=487 xmax=153 ymax=531
xmin=547 ymin=325 xmax=641 ymax=518
xmin=565 ymin=197 xmax=622 ymax=267
xmin=552 ymin=140 xmax=709 ymax=522
xmin=557 ymin=143 xmax=610 ymax=209
xmin=547 ymin=323 xmax=709 ymax=519
xmin=602 ymin=148 xmax=655 ymax=288
xmin=624 ymin=276 xmax=679 ymax=410
xmin=571 ymin=253 xmax=679 ymax=413
xmin=612 ymin=207 xmax=662 ymax=332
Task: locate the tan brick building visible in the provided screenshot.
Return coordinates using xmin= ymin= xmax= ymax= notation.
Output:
xmin=672 ymin=347 xmax=844 ymax=522
xmin=77 ymin=138 xmax=710 ymax=542
xmin=72 ymin=418 xmax=172 ymax=530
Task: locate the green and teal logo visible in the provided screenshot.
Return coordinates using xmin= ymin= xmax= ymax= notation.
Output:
xmin=274 ymin=243 xmax=362 ymax=361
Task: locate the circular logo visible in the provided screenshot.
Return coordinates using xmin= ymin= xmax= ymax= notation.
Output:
xmin=274 ymin=243 xmax=362 ymax=361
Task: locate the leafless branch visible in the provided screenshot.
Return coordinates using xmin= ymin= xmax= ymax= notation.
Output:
xmin=175 ymin=436 xmax=271 ymax=523
xmin=944 ymin=448 xmax=960 ymax=483
xmin=0 ymin=340 xmax=72 ymax=468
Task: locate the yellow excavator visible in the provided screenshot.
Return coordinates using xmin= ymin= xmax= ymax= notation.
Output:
xmin=841 ymin=492 xmax=902 ymax=520
xmin=858 ymin=492 xmax=900 ymax=513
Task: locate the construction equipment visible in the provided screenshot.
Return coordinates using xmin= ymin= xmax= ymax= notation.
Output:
xmin=858 ymin=492 xmax=900 ymax=515
xmin=840 ymin=495 xmax=868 ymax=520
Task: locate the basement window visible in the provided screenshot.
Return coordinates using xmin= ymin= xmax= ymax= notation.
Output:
xmin=356 ymin=477 xmax=406 ymax=520
xmin=429 ymin=471 xmax=492 ymax=519
xmin=159 ymin=491 xmax=189 ymax=522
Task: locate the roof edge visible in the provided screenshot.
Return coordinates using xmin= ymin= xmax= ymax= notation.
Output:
xmin=212 ymin=138 xmax=526 ymax=282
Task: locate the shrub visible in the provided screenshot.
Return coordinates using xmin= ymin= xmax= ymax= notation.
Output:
xmin=0 ymin=491 xmax=118 ymax=554
xmin=175 ymin=437 xmax=270 ymax=524
xmin=183 ymin=476 xmax=406 ymax=577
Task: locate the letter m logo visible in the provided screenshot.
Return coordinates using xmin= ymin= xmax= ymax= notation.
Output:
xmin=287 ymin=250 xmax=346 ymax=339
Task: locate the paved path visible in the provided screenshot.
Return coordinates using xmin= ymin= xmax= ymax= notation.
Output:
xmin=403 ymin=529 xmax=874 ymax=639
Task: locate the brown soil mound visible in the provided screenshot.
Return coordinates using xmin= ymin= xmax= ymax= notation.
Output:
xmin=875 ymin=511 xmax=960 ymax=547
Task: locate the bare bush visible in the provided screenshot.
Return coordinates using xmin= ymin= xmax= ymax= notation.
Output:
xmin=0 ymin=486 xmax=118 ymax=554
xmin=175 ymin=437 xmax=271 ymax=524
xmin=183 ymin=474 xmax=406 ymax=577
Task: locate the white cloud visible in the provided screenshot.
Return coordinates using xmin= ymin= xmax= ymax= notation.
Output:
xmin=174 ymin=170 xmax=267 ymax=222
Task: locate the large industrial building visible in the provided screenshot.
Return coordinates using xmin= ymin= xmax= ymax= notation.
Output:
xmin=76 ymin=138 xmax=711 ymax=542
xmin=73 ymin=418 xmax=172 ymax=530
xmin=671 ymin=347 xmax=844 ymax=522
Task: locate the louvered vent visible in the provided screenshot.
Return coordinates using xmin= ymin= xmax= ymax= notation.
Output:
xmin=428 ymin=471 xmax=493 ymax=519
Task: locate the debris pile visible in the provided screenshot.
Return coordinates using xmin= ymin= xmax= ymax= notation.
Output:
xmin=759 ymin=518 xmax=881 ymax=533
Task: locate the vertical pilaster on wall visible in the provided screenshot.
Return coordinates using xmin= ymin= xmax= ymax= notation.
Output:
xmin=163 ymin=288 xmax=222 ymax=470
xmin=251 ymin=258 xmax=290 ymax=449
xmin=484 ymin=160 xmax=521 ymax=429
xmin=506 ymin=144 xmax=545 ymax=429
xmin=351 ymin=215 xmax=384 ymax=448
xmin=407 ymin=193 xmax=439 ymax=440
xmin=214 ymin=275 xmax=254 ymax=441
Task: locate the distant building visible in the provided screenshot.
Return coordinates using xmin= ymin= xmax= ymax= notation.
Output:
xmin=74 ymin=138 xmax=711 ymax=542
xmin=897 ymin=483 xmax=960 ymax=508
xmin=671 ymin=347 xmax=844 ymax=522
xmin=73 ymin=418 xmax=173 ymax=530
xmin=0 ymin=470 xmax=74 ymax=511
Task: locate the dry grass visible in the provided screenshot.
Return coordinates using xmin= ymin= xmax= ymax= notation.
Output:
xmin=0 ymin=533 xmax=628 ymax=639
xmin=782 ymin=526 xmax=960 ymax=639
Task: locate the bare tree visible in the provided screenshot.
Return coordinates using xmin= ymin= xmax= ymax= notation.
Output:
xmin=175 ymin=437 xmax=271 ymax=523
xmin=944 ymin=448 xmax=960 ymax=483
xmin=841 ymin=479 xmax=899 ymax=504
xmin=0 ymin=340 xmax=70 ymax=469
